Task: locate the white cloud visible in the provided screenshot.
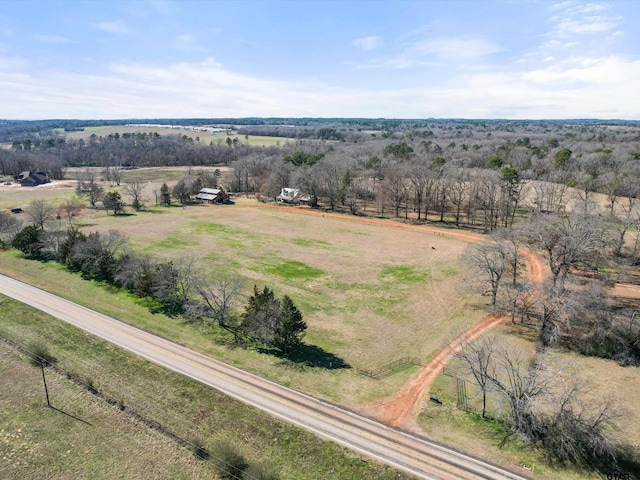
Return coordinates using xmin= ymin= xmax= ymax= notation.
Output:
xmin=352 ymin=35 xmax=383 ymax=51
xmin=1 ymin=52 xmax=639 ymax=120
xmin=389 ymin=36 xmax=500 ymax=70
xmin=407 ymin=36 xmax=501 ymax=60
xmin=521 ymin=55 xmax=639 ymax=87
xmin=173 ymin=33 xmax=208 ymax=53
xmin=92 ymin=21 xmax=132 ymax=35
xmin=33 ymin=34 xmax=71 ymax=44
xmin=352 ymin=35 xmax=501 ymax=70
xmin=548 ymin=2 xmax=619 ymax=38
xmin=176 ymin=33 xmax=194 ymax=43
xmin=551 ymin=15 xmax=617 ymax=35
xmin=146 ymin=0 xmax=180 ymax=16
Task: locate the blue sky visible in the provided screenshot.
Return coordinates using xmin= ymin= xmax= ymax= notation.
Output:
xmin=1 ymin=0 xmax=638 ymax=119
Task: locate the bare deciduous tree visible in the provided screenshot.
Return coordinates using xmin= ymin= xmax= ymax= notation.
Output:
xmin=464 ymin=239 xmax=510 ymax=308
xmin=0 ymin=211 xmax=22 ymax=246
xmin=486 ymin=348 xmax=554 ymax=438
xmin=124 ymin=181 xmax=146 ymax=211
xmin=76 ymin=169 xmax=104 ymax=207
xmin=59 ymin=198 xmax=83 ymax=223
xmin=174 ymin=254 xmax=198 ymax=305
xmin=26 ymin=199 xmax=54 ymax=231
xmin=191 ymin=275 xmax=245 ymax=344
xmin=455 ymin=333 xmax=497 ymax=418
xmin=525 ymin=213 xmax=607 ymax=292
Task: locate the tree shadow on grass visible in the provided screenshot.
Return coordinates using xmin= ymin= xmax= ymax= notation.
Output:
xmin=260 ymin=344 xmax=350 ymax=370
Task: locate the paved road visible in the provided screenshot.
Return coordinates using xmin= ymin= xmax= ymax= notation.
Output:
xmin=0 ymin=274 xmax=531 ymax=480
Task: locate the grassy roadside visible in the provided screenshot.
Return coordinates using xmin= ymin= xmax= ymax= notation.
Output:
xmin=0 ymin=342 xmax=213 ymax=480
xmin=0 ymin=296 xmax=411 ymax=480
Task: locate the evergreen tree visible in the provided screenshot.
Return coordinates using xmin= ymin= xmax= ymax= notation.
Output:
xmin=241 ymin=286 xmax=306 ymax=352
xmin=274 ymin=295 xmax=306 ymax=352
xmin=11 ymin=224 xmax=43 ymax=257
xmin=160 ymin=183 xmax=171 ymax=206
xmin=242 ymin=286 xmax=281 ymax=346
xmin=103 ymin=191 xmax=125 ymax=215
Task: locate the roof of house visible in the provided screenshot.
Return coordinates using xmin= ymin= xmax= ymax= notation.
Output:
xmin=195 ymin=193 xmax=217 ymax=201
xmin=199 ymin=188 xmax=221 ymax=195
xmin=15 ymin=171 xmax=50 ymax=186
xmin=277 ymin=188 xmax=300 ymax=200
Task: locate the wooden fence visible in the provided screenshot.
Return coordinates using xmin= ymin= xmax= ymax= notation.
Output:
xmin=355 ymin=356 xmax=422 ymax=379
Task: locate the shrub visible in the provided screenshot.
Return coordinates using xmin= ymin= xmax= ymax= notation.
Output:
xmin=12 ymin=224 xmax=43 ymax=257
xmin=213 ymin=442 xmax=248 ymax=479
xmin=189 ymin=437 xmax=209 ymax=461
xmin=27 ymin=340 xmax=56 ymax=367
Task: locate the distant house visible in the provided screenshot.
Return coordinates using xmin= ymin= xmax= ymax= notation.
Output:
xmin=277 ymin=188 xmax=300 ymax=203
xmin=195 ymin=187 xmax=230 ymax=204
xmin=14 ymin=171 xmax=50 ymax=187
xmin=276 ymin=187 xmax=311 ymax=205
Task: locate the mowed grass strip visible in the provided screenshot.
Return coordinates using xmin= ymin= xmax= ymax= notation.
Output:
xmin=0 ymin=298 xmax=411 ymax=480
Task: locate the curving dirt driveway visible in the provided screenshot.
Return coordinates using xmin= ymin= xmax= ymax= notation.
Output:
xmin=365 ymin=252 xmax=546 ymax=428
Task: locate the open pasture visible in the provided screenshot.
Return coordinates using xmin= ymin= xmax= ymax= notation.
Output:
xmin=85 ymin=199 xmax=482 ymax=373
xmin=64 ymin=125 xmax=295 ymax=147
xmin=0 ymin=172 xmax=483 ymax=405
